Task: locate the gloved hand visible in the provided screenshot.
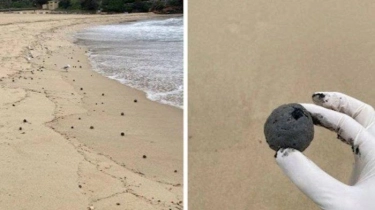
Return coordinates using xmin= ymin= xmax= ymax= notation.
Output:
xmin=276 ymin=92 xmax=375 ymax=210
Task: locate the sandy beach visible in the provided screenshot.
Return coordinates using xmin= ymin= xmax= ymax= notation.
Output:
xmin=0 ymin=12 xmax=182 ymax=209
xmin=189 ymin=1 xmax=375 ymax=210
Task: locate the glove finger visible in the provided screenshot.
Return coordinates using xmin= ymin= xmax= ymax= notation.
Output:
xmin=312 ymin=92 xmax=375 ymax=128
xmin=302 ymin=104 xmax=375 ymax=159
xmin=349 ymin=156 xmax=361 ymax=185
xmin=276 ymin=148 xmax=353 ymax=209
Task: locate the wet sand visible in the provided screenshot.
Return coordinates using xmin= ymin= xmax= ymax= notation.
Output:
xmin=189 ymin=1 xmax=375 ymax=209
xmin=0 ymin=13 xmax=182 ymax=209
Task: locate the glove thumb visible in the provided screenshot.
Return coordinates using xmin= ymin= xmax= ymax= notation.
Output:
xmin=276 ymin=148 xmax=353 ymax=209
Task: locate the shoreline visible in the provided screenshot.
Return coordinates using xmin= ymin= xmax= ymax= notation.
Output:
xmin=85 ymin=52 xmax=184 ymax=109
xmin=0 ymin=13 xmax=182 ymax=209
xmin=74 ymin=15 xmax=184 ymax=109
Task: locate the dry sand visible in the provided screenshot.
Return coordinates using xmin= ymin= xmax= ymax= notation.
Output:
xmin=0 ymin=13 xmax=182 ymax=209
xmin=189 ymin=1 xmax=375 ymax=210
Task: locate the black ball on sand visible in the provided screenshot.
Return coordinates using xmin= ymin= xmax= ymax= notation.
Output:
xmin=121 ymin=132 xmax=125 ymax=136
xmin=90 ymin=126 xmax=94 ymax=129
xmin=121 ymin=112 xmax=124 ymax=116
xmin=102 ymin=93 xmax=104 ymax=96
xmin=134 ymin=99 xmax=137 ymax=103
xmin=23 ymin=119 xmax=27 ymax=123
xmin=80 ymin=88 xmax=83 ymax=90
xmin=19 ymin=127 xmax=22 ymax=131
xmin=143 ymin=155 xmax=147 ymax=159
xmin=264 ymin=103 xmax=314 ymax=152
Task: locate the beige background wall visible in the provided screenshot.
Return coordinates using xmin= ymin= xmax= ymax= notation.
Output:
xmin=189 ymin=1 xmax=375 ymax=209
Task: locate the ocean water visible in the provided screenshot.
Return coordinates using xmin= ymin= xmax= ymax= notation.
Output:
xmin=75 ymin=17 xmax=183 ymax=108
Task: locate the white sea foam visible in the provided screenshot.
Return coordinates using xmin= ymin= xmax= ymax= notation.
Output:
xmin=75 ymin=17 xmax=183 ymax=108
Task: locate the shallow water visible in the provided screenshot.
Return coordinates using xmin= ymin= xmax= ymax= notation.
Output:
xmin=75 ymin=16 xmax=183 ymax=108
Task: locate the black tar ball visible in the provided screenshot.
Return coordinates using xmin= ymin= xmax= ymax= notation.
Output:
xmin=264 ymin=103 xmax=314 ymax=152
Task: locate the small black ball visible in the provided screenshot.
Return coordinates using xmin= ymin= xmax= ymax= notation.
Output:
xmin=264 ymin=103 xmax=314 ymax=152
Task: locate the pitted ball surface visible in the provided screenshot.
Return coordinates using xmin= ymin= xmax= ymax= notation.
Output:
xmin=264 ymin=103 xmax=314 ymax=152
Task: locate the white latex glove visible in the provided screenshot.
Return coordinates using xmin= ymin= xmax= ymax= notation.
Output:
xmin=276 ymin=92 xmax=375 ymax=210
